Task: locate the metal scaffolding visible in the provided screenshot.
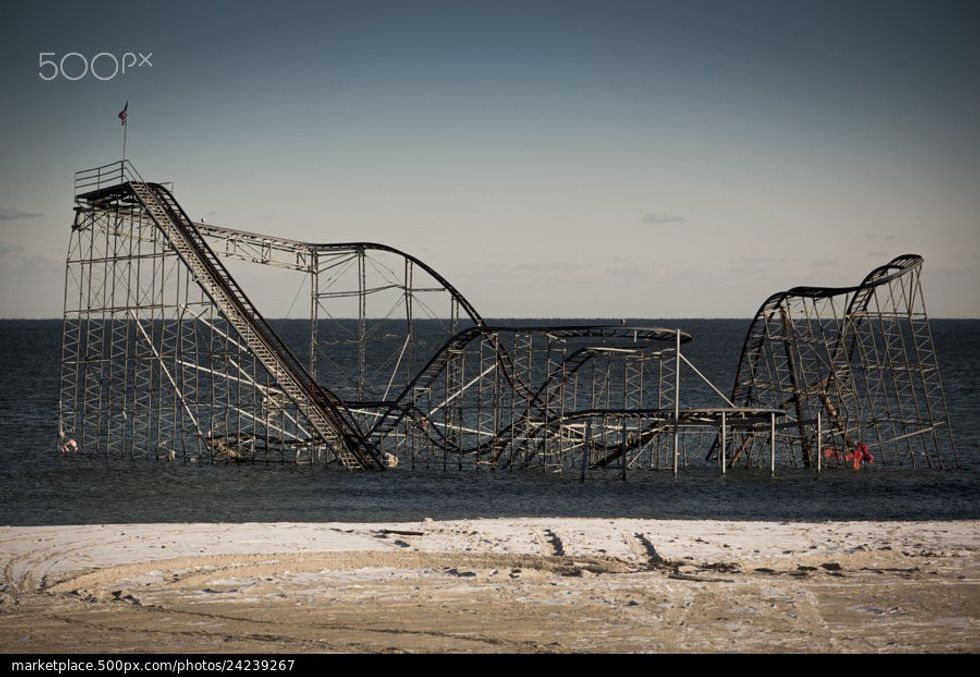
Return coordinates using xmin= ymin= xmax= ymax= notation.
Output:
xmin=57 ymin=161 xmax=955 ymax=474
xmin=720 ymin=255 xmax=958 ymax=470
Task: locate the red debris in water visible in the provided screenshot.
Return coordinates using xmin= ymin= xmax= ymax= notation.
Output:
xmin=821 ymin=443 xmax=873 ymax=470
xmin=845 ymin=442 xmax=874 ymax=470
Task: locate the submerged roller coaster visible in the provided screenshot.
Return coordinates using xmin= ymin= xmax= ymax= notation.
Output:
xmin=57 ymin=161 xmax=957 ymax=474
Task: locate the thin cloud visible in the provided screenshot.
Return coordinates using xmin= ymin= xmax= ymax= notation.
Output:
xmin=0 ymin=208 xmax=43 ymax=220
xmin=641 ymin=213 xmax=685 ymax=225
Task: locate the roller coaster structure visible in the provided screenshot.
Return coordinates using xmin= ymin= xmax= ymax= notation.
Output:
xmin=57 ymin=161 xmax=957 ymax=474
xmin=721 ymin=254 xmax=957 ymax=469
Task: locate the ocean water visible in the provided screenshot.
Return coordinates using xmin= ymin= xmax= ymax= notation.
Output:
xmin=0 ymin=319 xmax=977 ymax=526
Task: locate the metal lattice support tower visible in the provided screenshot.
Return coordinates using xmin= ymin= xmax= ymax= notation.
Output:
xmin=59 ymin=162 xmax=383 ymax=469
xmin=725 ymin=255 xmax=957 ymax=469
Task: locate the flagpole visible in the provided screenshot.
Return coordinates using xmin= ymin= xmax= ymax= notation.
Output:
xmin=119 ymin=101 xmax=128 ymax=166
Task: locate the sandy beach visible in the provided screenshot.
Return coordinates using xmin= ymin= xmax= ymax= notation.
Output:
xmin=1 ymin=518 xmax=977 ymax=653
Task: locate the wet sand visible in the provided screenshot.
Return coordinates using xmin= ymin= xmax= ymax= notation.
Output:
xmin=1 ymin=519 xmax=977 ymax=653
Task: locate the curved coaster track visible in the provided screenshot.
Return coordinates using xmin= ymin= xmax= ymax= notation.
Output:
xmin=722 ymin=255 xmax=957 ymax=469
xmin=57 ymin=161 xmax=956 ymax=473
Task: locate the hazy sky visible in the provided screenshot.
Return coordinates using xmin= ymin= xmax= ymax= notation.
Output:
xmin=1 ymin=0 xmax=977 ymax=318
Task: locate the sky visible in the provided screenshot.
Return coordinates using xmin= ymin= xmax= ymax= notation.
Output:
xmin=0 ymin=0 xmax=977 ymax=318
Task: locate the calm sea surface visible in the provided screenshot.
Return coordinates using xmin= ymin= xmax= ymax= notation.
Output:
xmin=0 ymin=319 xmax=977 ymax=525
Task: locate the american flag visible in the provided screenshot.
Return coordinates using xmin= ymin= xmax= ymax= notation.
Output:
xmin=118 ymin=102 xmax=128 ymax=126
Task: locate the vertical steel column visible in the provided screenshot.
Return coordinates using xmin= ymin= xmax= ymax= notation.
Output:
xmin=672 ymin=330 xmax=681 ymax=478
xmin=581 ymin=418 xmax=591 ymax=483
xmin=309 ymin=250 xmax=318 ymax=378
xmin=621 ymin=418 xmax=627 ymax=482
xmin=770 ymin=412 xmax=776 ymax=477
xmin=357 ymin=247 xmax=366 ymax=400
xmin=817 ymin=411 xmax=822 ymax=473
xmin=721 ymin=411 xmax=727 ymax=476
